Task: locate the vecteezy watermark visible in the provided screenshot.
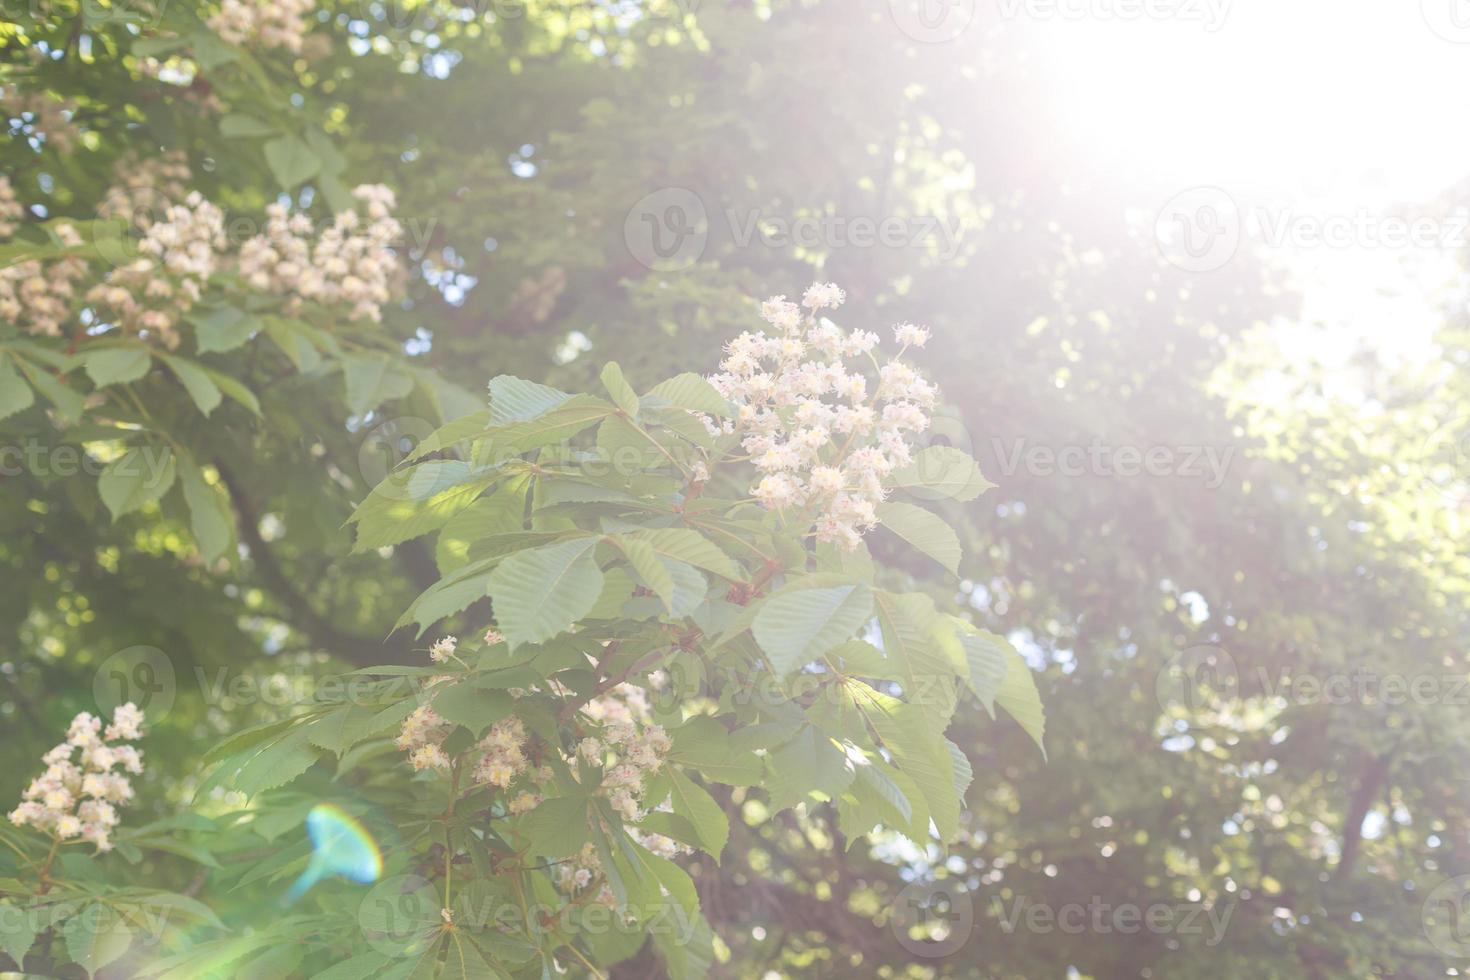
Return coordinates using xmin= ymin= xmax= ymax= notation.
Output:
xmin=891 ymin=880 xmax=974 ymax=957
xmin=1422 ymin=875 xmax=1470 ymax=958
xmin=91 ymin=646 xmax=440 ymax=726
xmin=1155 ymin=645 xmax=1239 ymax=721
xmin=0 ymin=439 xmax=174 ymax=481
xmin=992 ymin=895 xmax=1234 ymax=945
xmin=991 ymin=437 xmax=1234 ymax=488
xmin=1421 ymin=0 xmax=1470 ymax=43
xmin=623 ymin=188 xmax=967 ymax=271
xmin=624 ymin=187 xmax=709 ymax=272
xmin=365 ymin=0 xmax=702 ymax=32
xmin=94 ymin=646 xmax=177 ymax=723
xmin=357 ymin=873 xmax=700 ymax=958
xmin=995 ymin=0 xmax=1230 ymax=31
xmin=1156 ymin=644 xmax=1470 ymax=719
xmin=888 ymin=0 xmax=977 ymax=43
xmin=1155 ymin=186 xmax=1470 ymax=272
xmin=1419 ymin=416 xmax=1470 ymax=509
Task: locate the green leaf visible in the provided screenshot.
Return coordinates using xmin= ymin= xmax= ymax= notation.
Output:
xmin=160 ymin=354 xmax=223 ymax=416
xmin=891 ymin=446 xmax=995 ymax=501
xmin=63 ymin=904 xmax=133 ymax=973
xmin=350 ymin=462 xmax=492 ymax=552
xmin=600 ymin=362 xmax=640 ymax=417
xmin=343 ymin=354 xmax=414 ymax=416
xmin=876 ymin=501 xmax=962 ymax=574
xmin=486 ymin=537 xmax=604 ymax=648
xmin=83 ymin=347 xmax=151 ymax=387
xmin=430 ymin=682 xmax=513 ymax=737
xmin=611 ymin=535 xmax=675 ymax=612
xmin=872 ymin=591 xmax=961 ymax=716
xmin=0 ymin=900 xmax=37 ymax=966
xmin=845 ymin=680 xmax=960 ymax=840
xmin=189 ymin=306 xmax=259 ymax=354
xmin=396 ymin=567 xmax=497 ymax=636
xmin=995 ymin=640 xmax=1047 ymax=757
xmin=99 ymin=448 xmax=177 ymax=521
xmin=519 ymin=796 xmax=591 ymax=858
xmin=203 ymin=368 xmax=261 ymax=415
xmin=263 ymin=135 xmax=320 ymax=191
xmin=667 ymin=768 xmax=728 ymax=861
xmin=15 ymin=358 xmax=84 ymax=421
xmin=846 ymin=757 xmax=914 ymax=833
xmin=441 ymin=930 xmax=507 ymax=980
xmin=229 ymin=725 xmax=320 ymax=798
xmin=667 ymin=718 xmax=763 ymax=786
xmin=487 ymin=374 xmax=574 ymax=425
xmin=179 ymin=457 xmax=233 ymax=563
xmin=956 ymin=628 xmax=1010 ymax=714
xmin=767 ymin=726 xmax=854 ymax=811
xmin=219 ymin=113 xmax=276 ymax=138
xmin=0 ymin=356 xmax=35 ymax=422
xmin=752 ymin=584 xmax=873 ymax=676
xmin=625 ymin=528 xmax=741 ymax=580
xmin=645 ymin=373 xmax=732 ymax=416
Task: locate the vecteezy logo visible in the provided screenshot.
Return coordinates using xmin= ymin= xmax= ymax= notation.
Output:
xmin=94 ymin=646 xmax=176 ymax=722
xmin=1155 ymin=186 xmax=1241 ymax=273
xmin=891 ymin=880 xmax=974 ymax=957
xmin=1422 ymin=0 xmax=1470 ymax=42
xmin=624 ymin=187 xmax=708 ymax=272
xmin=358 ymin=416 xmax=442 ymax=502
xmin=1155 ymin=644 xmax=1238 ymax=720
xmin=888 ymin=0 xmax=977 ymax=43
xmin=1423 ymin=875 xmax=1470 ymax=958
xmin=359 ymin=874 xmax=439 ymax=958
xmin=1419 ymin=416 xmax=1470 ymax=509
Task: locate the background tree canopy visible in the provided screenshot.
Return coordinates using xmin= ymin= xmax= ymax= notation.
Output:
xmin=2 ymin=1 xmax=1468 ymax=977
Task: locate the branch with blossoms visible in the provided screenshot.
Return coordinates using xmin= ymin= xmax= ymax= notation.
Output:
xmin=172 ymin=280 xmax=1042 ymax=975
xmin=7 ymin=705 xmax=145 ymax=888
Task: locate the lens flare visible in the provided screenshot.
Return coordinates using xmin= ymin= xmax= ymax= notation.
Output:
xmin=282 ymin=804 xmax=383 ymax=905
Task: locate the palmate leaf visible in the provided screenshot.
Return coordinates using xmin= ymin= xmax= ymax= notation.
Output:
xmin=486 ymin=537 xmax=604 ymax=648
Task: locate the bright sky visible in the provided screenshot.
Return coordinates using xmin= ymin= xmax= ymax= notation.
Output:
xmin=1019 ymin=0 xmax=1470 ymax=367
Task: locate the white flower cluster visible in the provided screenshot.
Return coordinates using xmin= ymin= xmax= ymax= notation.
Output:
xmin=208 ymin=0 xmax=317 ymax=53
xmin=8 ymin=704 xmax=145 ymax=853
xmin=0 ymin=223 xmax=88 ymax=338
xmin=0 ymin=175 xmax=23 ymax=237
xmin=1 ymin=160 xmax=404 ymax=347
xmin=473 ymin=715 xmax=532 ymax=788
xmin=706 ymin=282 xmax=937 ymax=550
xmin=237 ymin=184 xmax=404 ymax=322
xmin=429 ymin=635 xmax=457 ymax=663
xmin=396 ymin=698 xmax=455 ymax=772
xmin=87 ymin=192 xmax=227 ymax=350
xmin=98 ymin=151 xmax=193 ymax=230
xmin=1 ymin=84 xmax=79 ymax=152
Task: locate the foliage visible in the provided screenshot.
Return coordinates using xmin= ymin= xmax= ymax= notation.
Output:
xmin=2 ymin=1 xmax=1469 ymax=979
